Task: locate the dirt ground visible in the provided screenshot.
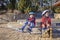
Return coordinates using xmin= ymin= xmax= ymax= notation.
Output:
xmin=0 ymin=28 xmax=51 ymax=40
xmin=0 ymin=27 xmax=41 ymax=40
xmin=0 ymin=24 xmax=60 ymax=40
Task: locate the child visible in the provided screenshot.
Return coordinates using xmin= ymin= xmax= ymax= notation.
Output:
xmin=20 ymin=12 xmax=35 ymax=32
xmin=40 ymin=10 xmax=51 ymax=37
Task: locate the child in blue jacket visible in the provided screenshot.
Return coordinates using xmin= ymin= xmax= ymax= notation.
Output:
xmin=20 ymin=12 xmax=36 ymax=32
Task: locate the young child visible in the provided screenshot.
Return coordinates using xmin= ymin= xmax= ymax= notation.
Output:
xmin=20 ymin=12 xmax=35 ymax=32
xmin=40 ymin=10 xmax=51 ymax=37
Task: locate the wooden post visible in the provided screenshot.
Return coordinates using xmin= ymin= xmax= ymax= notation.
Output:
xmin=50 ymin=28 xmax=52 ymax=40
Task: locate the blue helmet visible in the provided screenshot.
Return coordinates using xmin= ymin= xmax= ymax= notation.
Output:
xmin=29 ymin=12 xmax=35 ymax=15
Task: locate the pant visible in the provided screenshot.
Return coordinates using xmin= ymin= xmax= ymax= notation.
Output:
xmin=42 ymin=27 xmax=47 ymax=33
xmin=42 ymin=27 xmax=50 ymax=37
xmin=21 ymin=21 xmax=34 ymax=31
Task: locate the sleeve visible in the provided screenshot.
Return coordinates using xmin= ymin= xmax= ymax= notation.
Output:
xmin=41 ymin=17 xmax=45 ymax=24
xmin=34 ymin=18 xmax=36 ymax=26
xmin=48 ymin=18 xmax=51 ymax=25
xmin=40 ymin=17 xmax=45 ymax=28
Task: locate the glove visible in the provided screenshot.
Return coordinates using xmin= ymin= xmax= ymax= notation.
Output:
xmin=46 ymin=24 xmax=50 ymax=28
xmin=42 ymin=24 xmax=45 ymax=28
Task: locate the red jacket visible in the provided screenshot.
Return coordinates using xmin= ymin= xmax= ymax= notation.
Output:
xmin=40 ymin=16 xmax=51 ymax=27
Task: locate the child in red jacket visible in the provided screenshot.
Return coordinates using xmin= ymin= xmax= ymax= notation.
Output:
xmin=40 ymin=10 xmax=51 ymax=37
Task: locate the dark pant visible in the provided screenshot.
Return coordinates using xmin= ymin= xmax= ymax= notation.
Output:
xmin=42 ymin=27 xmax=50 ymax=37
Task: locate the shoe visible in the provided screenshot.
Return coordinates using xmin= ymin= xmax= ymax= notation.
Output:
xmin=18 ymin=30 xmax=23 ymax=32
xmin=26 ymin=28 xmax=32 ymax=34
